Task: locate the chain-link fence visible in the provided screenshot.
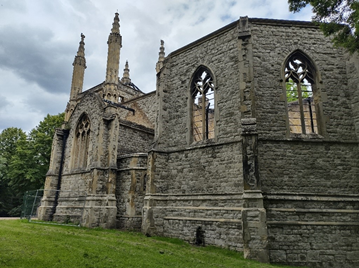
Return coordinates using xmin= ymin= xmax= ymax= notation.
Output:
xmin=21 ymin=189 xmax=87 ymax=227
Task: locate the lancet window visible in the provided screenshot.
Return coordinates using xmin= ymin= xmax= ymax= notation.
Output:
xmin=285 ymin=52 xmax=318 ymax=134
xmin=73 ymin=114 xmax=90 ymax=169
xmin=191 ymin=66 xmax=215 ymax=141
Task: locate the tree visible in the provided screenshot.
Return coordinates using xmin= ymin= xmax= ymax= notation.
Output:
xmin=288 ymin=0 xmax=359 ymax=53
xmin=27 ymin=113 xmax=65 ymax=187
xmin=0 ymin=128 xmax=27 ymax=216
xmin=0 ymin=113 xmax=64 ymax=216
xmin=286 ymin=79 xmax=311 ymax=102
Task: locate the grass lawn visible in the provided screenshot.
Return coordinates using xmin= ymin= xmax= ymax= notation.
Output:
xmin=0 ymin=220 xmax=295 ymax=268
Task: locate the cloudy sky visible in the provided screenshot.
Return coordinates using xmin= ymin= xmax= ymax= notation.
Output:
xmin=0 ymin=0 xmax=313 ymax=132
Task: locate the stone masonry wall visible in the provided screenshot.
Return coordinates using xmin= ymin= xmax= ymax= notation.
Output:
xmin=250 ymin=20 xmax=359 ymax=267
xmin=117 ymin=120 xmax=154 ymax=156
xmin=251 ymin=20 xmax=356 ymax=141
xmin=153 ymin=143 xmax=242 ymax=195
xmin=52 ymin=93 xmax=118 ymax=228
xmin=148 ymin=141 xmax=244 ymax=250
xmin=265 ymin=194 xmax=359 ymax=267
xmin=116 ymin=154 xmax=147 ymax=230
xmin=62 ymin=93 xmax=105 ymax=175
xmin=346 ymin=53 xmax=359 ymax=139
xmin=156 ymin=22 xmax=241 ymax=149
xmin=147 ymin=22 xmax=250 ymax=253
xmin=119 ymin=92 xmax=157 ymax=129
xmin=258 ymin=140 xmax=359 ymax=195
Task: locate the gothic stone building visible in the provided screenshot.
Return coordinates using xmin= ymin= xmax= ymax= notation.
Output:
xmin=38 ymin=13 xmax=359 ymax=267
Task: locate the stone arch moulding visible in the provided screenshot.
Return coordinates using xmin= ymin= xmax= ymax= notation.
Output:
xmin=189 ymin=65 xmax=217 ymax=143
xmin=281 ymin=49 xmax=325 ymax=137
xmin=71 ymin=113 xmax=91 ymax=170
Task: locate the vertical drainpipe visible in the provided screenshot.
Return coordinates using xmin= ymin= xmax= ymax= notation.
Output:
xmin=50 ymin=129 xmax=69 ymax=221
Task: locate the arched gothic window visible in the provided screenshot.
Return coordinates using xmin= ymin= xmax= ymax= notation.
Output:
xmin=285 ymin=52 xmax=318 ymax=134
xmin=72 ymin=114 xmax=90 ymax=169
xmin=191 ymin=66 xmax=215 ymax=141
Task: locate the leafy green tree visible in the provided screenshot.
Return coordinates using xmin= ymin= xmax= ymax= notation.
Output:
xmin=0 ymin=128 xmax=27 ymax=216
xmin=28 ymin=113 xmax=64 ymax=187
xmin=0 ymin=113 xmax=64 ymax=216
xmin=286 ymin=79 xmax=311 ymax=102
xmin=288 ymin=0 xmax=359 ymax=53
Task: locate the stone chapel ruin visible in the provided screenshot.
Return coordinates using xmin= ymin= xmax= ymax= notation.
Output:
xmin=38 ymin=13 xmax=359 ymax=267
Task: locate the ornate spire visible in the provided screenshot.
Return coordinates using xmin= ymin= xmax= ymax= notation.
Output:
xmin=65 ymin=33 xmax=87 ymax=122
xmin=76 ymin=33 xmax=85 ymax=57
xmin=156 ymin=40 xmax=165 ymax=73
xmin=121 ymin=60 xmax=131 ymax=84
xmin=111 ymin=12 xmax=120 ymax=34
xmin=73 ymin=33 xmax=86 ymax=67
xmin=103 ymin=13 xmax=122 ymax=102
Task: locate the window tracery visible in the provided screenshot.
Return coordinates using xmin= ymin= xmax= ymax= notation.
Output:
xmin=285 ymin=52 xmax=318 ymax=134
xmin=73 ymin=114 xmax=90 ymax=169
xmin=191 ymin=66 xmax=215 ymax=141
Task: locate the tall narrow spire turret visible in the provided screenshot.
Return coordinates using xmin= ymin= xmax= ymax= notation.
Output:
xmin=65 ymin=33 xmax=87 ymax=122
xmin=156 ymin=40 xmax=165 ymax=73
xmin=103 ymin=12 xmax=122 ymax=102
xmin=121 ymin=60 xmax=131 ymax=84
xmin=70 ymin=33 xmax=86 ymax=99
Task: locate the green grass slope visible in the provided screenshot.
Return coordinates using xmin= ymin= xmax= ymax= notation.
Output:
xmin=0 ymin=220 xmax=296 ymax=268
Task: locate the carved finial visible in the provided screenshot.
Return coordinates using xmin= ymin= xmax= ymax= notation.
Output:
xmin=76 ymin=33 xmax=85 ymax=57
xmin=121 ymin=60 xmax=131 ymax=84
xmin=159 ymin=40 xmax=165 ymax=60
xmin=156 ymin=40 xmax=165 ymax=73
xmin=111 ymin=12 xmax=120 ymax=34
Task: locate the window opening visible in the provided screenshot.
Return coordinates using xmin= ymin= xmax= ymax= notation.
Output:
xmin=73 ymin=114 xmax=90 ymax=169
xmin=191 ymin=68 xmax=215 ymax=141
xmin=285 ymin=54 xmax=317 ymax=134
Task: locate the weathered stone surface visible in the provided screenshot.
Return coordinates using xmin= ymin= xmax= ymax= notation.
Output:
xmin=39 ymin=14 xmax=359 ymax=268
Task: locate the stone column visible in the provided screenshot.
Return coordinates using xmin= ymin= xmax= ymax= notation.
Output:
xmin=38 ymin=129 xmax=66 ymax=221
xmin=81 ymin=107 xmax=119 ymax=228
xmin=142 ymin=150 xmax=157 ymax=236
xmin=241 ymin=118 xmax=269 ymax=263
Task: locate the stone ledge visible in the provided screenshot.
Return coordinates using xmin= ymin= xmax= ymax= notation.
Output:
xmin=118 ymin=153 xmax=148 ymax=159
xmin=144 ymin=193 xmax=243 ymax=201
xmin=155 ymin=206 xmax=243 ymax=211
xmin=82 ymin=206 xmax=117 ymax=209
xmin=151 ymin=139 xmax=242 ymax=154
xmin=268 ymin=208 xmax=359 ymax=214
xmin=258 ymin=137 xmax=359 ymax=144
xmin=164 ymin=216 xmax=242 ymax=223
xmin=265 ymin=193 xmax=359 ymax=202
xmin=118 ymin=167 xmax=147 ymax=171
xmin=267 ymin=221 xmax=359 ymax=226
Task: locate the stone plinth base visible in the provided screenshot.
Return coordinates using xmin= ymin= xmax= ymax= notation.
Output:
xmin=242 ymin=190 xmax=269 ymax=263
xmin=81 ymin=194 xmax=117 ymax=228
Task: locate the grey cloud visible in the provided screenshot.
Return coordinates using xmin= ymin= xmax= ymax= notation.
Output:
xmin=25 ymin=91 xmax=68 ymax=115
xmin=0 ymin=0 xmax=27 ymax=12
xmin=0 ymin=25 xmax=73 ymax=94
xmin=0 ymin=112 xmax=41 ymax=132
xmin=0 ymin=95 xmax=10 ymax=110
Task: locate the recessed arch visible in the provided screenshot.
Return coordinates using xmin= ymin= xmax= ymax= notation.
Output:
xmin=72 ymin=113 xmax=91 ymax=169
xmin=189 ymin=65 xmax=216 ymax=142
xmin=282 ymin=50 xmax=324 ymax=135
